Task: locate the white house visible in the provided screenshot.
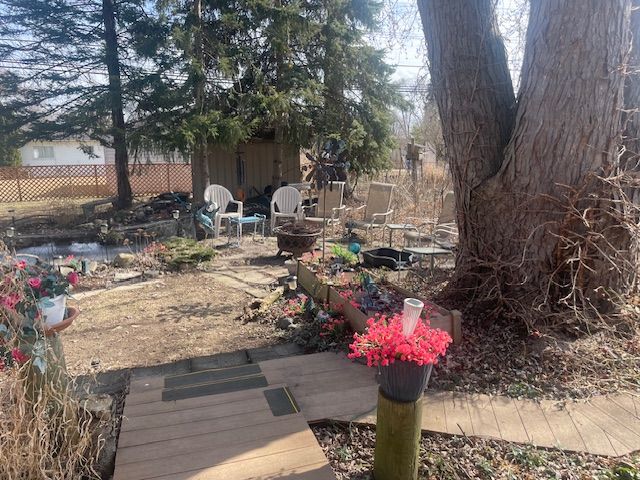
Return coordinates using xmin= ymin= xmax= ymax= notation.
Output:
xmin=19 ymin=139 xmax=108 ymax=167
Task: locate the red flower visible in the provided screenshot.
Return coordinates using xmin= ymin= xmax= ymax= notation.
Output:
xmin=347 ymin=313 xmax=452 ymax=368
xmin=67 ymin=271 xmax=79 ymax=286
xmin=27 ymin=277 xmax=42 ymax=289
xmin=11 ymin=348 xmax=29 ymax=364
xmin=1 ymin=293 xmax=21 ymax=311
xmin=15 ymin=260 xmax=26 ymax=270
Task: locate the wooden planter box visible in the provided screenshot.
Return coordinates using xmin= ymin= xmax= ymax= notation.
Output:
xmin=297 ymin=262 xmax=358 ymax=304
xmin=327 ymin=282 xmax=462 ymax=345
xmin=297 ymin=262 xmax=330 ymax=303
xmin=297 ymin=260 xmax=462 ymax=344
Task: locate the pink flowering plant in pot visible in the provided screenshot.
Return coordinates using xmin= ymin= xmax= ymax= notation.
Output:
xmin=0 ymin=257 xmax=79 ymax=374
xmin=348 ymin=310 xmax=452 ymax=402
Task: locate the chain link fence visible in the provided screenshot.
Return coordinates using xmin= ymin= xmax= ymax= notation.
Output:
xmin=0 ymin=164 xmax=192 ymax=202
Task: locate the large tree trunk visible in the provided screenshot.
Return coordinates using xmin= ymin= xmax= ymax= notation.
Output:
xmin=621 ymin=0 xmax=640 ymax=292
xmin=419 ymin=0 xmax=635 ymax=320
xmin=191 ymin=0 xmax=209 ymax=204
xmin=102 ymin=0 xmax=132 ymax=209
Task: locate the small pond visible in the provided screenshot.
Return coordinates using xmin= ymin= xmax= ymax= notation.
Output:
xmin=17 ymin=242 xmax=132 ymax=263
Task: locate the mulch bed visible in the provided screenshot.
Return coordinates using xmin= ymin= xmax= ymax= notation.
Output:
xmin=395 ymin=269 xmax=640 ymax=400
xmin=313 ymin=422 xmax=640 ymax=480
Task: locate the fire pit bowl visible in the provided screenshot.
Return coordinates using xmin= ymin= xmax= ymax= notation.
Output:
xmin=273 ymin=222 xmax=322 ymax=257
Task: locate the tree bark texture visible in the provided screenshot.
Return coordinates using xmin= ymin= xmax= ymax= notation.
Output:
xmin=191 ymin=0 xmax=209 ymax=204
xmin=620 ymin=0 xmax=640 ymax=293
xmin=102 ymin=0 xmax=132 ymax=209
xmin=419 ymin=0 xmax=635 ymax=317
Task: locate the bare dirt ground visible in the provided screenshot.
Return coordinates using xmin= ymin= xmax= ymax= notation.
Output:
xmin=64 ymin=270 xmax=285 ymax=376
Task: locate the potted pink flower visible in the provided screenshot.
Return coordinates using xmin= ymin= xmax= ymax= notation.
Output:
xmin=28 ymin=263 xmax=79 ymax=328
xmin=348 ymin=299 xmax=452 ymax=402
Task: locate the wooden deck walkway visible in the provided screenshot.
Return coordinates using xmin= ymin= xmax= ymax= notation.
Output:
xmin=263 ymin=353 xmax=640 ymax=457
xmin=115 ymin=380 xmax=336 ymax=480
xmin=115 ymin=352 xmax=640 ymax=479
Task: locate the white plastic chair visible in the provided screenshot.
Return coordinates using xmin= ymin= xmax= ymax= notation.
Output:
xmin=270 ymin=186 xmax=304 ymax=231
xmin=304 ymin=181 xmax=346 ymax=234
xmin=203 ymin=184 xmax=243 ymax=238
xmin=404 ymin=190 xmax=458 ymax=249
xmin=346 ymin=182 xmax=395 ymax=244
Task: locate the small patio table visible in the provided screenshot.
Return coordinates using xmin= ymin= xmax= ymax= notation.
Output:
xmin=227 ymin=214 xmax=267 ymax=246
xmin=404 ymin=246 xmax=453 ymax=275
xmin=384 ymin=223 xmax=418 ymax=247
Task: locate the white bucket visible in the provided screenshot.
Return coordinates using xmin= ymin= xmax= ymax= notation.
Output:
xmin=38 ymin=294 xmax=67 ymax=328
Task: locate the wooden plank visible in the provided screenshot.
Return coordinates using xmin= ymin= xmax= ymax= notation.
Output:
xmin=263 ymin=363 xmax=370 ymax=387
xmin=259 ymin=352 xmax=353 ymax=375
xmin=121 ymin=396 xmax=267 ymax=432
xmin=295 ymin=385 xmax=378 ymax=408
xmin=593 ymin=396 xmax=640 ymax=430
xmin=576 ymin=401 xmax=640 ymax=453
xmin=273 ymin=463 xmax=336 ymax=480
xmin=567 ymin=409 xmax=616 ymax=456
xmin=633 ymin=394 xmax=640 ymax=417
xmin=609 ymin=394 xmax=640 ymax=418
xmin=466 ymin=394 xmax=501 ymax=440
xmin=124 ymin=384 xmax=281 ymax=418
xmin=116 ymin=416 xmax=305 ymax=465
xmin=515 ymin=401 xmax=556 ymax=447
xmin=302 ymin=400 xmax=377 ymax=423
xmin=297 ymin=385 xmax=378 ymax=421
xmin=286 ymin=374 xmax=377 ymax=398
xmin=490 ymin=396 xmax=528 ymax=444
xmin=114 ymin=435 xmax=327 ymax=480
xmin=153 ymin=460 xmax=335 ymax=480
xmin=332 ymin=411 xmax=377 ymax=424
xmin=443 ymin=392 xmax=474 ymax=436
xmin=540 ymin=401 xmax=586 ymax=451
xmin=118 ymin=409 xmax=278 ymax=448
xmin=281 ymin=365 xmax=374 ymax=387
xmin=608 ymin=435 xmax=634 ymax=458
xmin=422 ymin=392 xmax=447 ymax=433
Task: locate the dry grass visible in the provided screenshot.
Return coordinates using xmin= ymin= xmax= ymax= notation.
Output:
xmin=0 ymin=362 xmax=104 ymax=479
xmin=355 ymin=165 xmax=451 ymax=222
xmin=347 ymin=165 xmax=452 ymax=245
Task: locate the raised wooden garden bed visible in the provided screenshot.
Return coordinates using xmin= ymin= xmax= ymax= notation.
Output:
xmin=298 ymin=261 xmax=462 ymax=344
xmin=296 ymin=262 xmax=330 ymax=303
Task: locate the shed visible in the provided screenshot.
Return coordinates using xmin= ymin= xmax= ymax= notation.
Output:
xmin=207 ymin=138 xmax=305 ymax=199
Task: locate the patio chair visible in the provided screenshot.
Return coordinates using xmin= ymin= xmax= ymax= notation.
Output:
xmin=345 ymin=182 xmax=395 ymax=244
xmin=304 ymin=181 xmax=346 ymax=234
xmin=270 ymin=185 xmax=304 ymax=231
xmin=203 ymin=184 xmax=243 ymax=238
xmin=404 ymin=190 xmax=458 ymax=249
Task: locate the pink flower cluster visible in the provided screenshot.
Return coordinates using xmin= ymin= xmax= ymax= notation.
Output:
xmin=348 ymin=313 xmax=452 ymax=367
xmin=283 ymin=294 xmax=308 ymax=317
xmin=319 ymin=317 xmax=348 ymax=337
xmin=338 ymin=289 xmax=361 ymax=309
xmin=1 ymin=293 xmax=21 ymax=310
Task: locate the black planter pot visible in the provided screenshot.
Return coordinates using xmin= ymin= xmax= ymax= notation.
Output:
xmin=378 ymin=361 xmax=433 ymax=402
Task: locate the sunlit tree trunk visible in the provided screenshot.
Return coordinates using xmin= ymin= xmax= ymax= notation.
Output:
xmin=418 ymin=0 xmax=635 ymax=318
